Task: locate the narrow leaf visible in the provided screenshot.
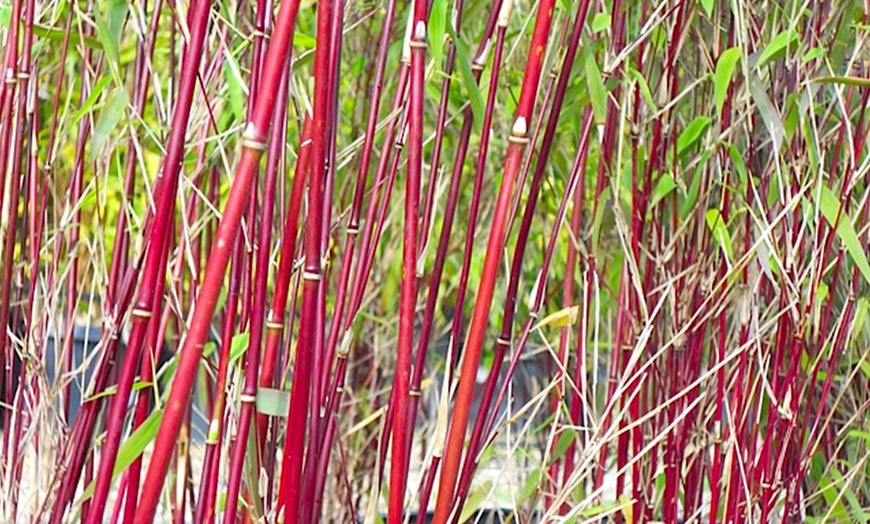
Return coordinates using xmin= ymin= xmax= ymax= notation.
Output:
xmin=78 ymin=408 xmax=164 ymax=502
xmin=699 ymin=0 xmax=714 ymax=16
xmin=814 ymin=75 xmax=870 ymax=87
xmin=651 ymin=172 xmax=677 ymax=208
xmin=534 ymin=306 xmax=580 ymax=330
xmin=705 ymin=208 xmax=734 ymax=261
xmin=429 ymin=0 xmax=448 ymax=68
xmin=230 ymin=333 xmax=250 ymax=364
xmin=591 ymin=13 xmax=610 ymax=33
xmin=756 ymin=29 xmax=796 ymax=69
xmin=293 ymin=32 xmax=316 ymax=49
xmin=84 ymin=380 xmax=152 ymax=403
xmin=714 ymin=47 xmax=741 ymax=116
xmin=629 ymin=67 xmax=656 ymax=111
xmin=677 ymin=116 xmax=711 ymax=157
xmin=72 ymin=76 xmax=113 ymax=123
xmin=816 ymin=186 xmax=870 ymax=285
xmin=446 ymin=24 xmax=484 ymax=132
xmin=91 ymin=88 xmax=128 ymax=156
xmin=458 ymin=481 xmax=494 ymax=523
xmin=585 ymin=54 xmax=607 ymax=123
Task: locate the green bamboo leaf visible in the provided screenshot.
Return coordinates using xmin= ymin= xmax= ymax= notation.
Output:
xmin=749 ymin=76 xmax=784 ymax=153
xmin=827 ymin=467 xmax=868 ymax=524
xmin=676 ymin=116 xmax=710 ymax=157
xmin=854 ymin=297 xmax=869 ymax=338
xmin=458 ymin=480 xmax=493 ymax=523
xmin=705 ymin=208 xmax=734 ymax=261
xmin=698 ymin=0 xmax=714 ymax=17
xmin=30 ymin=23 xmax=102 ymax=50
xmin=651 ymin=172 xmax=676 ymax=208
xmin=814 ymin=75 xmax=870 ymax=87
xmin=816 ymin=186 xmax=870 ymax=285
xmin=756 ymin=29 xmax=797 ymax=69
xmin=72 ymin=76 xmax=113 ymax=123
xmin=550 ymin=429 xmax=576 ymax=462
xmin=445 ymin=24 xmax=484 ymax=132
xmin=518 ymin=468 xmax=542 ymax=503
xmin=585 ymin=53 xmax=607 ymax=123
xmin=628 ymin=67 xmax=656 ymax=111
xmin=95 ymin=0 xmax=128 ymax=82
xmin=293 ymin=32 xmax=316 ymax=49
xmin=727 ymin=144 xmax=749 ymax=187
xmin=429 ymin=0 xmax=448 ymax=68
xmin=91 ymin=88 xmax=128 ymax=156
xmin=534 ymin=306 xmax=579 ymax=329
xmin=591 ymin=13 xmax=610 ymax=33
xmin=591 ymin=187 xmax=611 ymax=255
xmin=223 ymin=51 xmax=247 ymax=121
xmin=802 ymin=47 xmax=825 ymax=64
xmin=83 ymin=380 xmax=152 ymax=403
xmin=848 ymin=429 xmax=870 ymax=443
xmin=679 ymin=150 xmax=710 ymax=220
xmin=78 ymin=408 xmax=164 ymax=502
xmin=255 ymin=387 xmax=290 ymax=417
xmin=0 ymin=6 xmax=11 ymax=26
xmin=230 ymin=332 xmax=250 ymax=364
xmin=714 ymin=47 xmax=741 ymax=116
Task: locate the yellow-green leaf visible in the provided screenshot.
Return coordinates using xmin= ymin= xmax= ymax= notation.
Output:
xmin=714 ymin=47 xmax=741 ymax=117
xmin=429 ymin=0 xmax=448 ymax=68
xmin=91 ymin=88 xmax=128 ymax=156
xmin=677 ymin=116 xmax=711 ymax=157
xmin=705 ymin=208 xmax=734 ymax=261
xmin=756 ymin=29 xmax=797 ymax=69
xmin=78 ymin=408 xmax=164 ymax=502
xmin=585 ymin=54 xmax=607 ymax=123
xmin=535 ymin=306 xmax=580 ymax=330
xmin=816 ymin=186 xmax=870 ymax=285
xmin=814 ymin=75 xmax=870 ymax=87
xmin=445 ymin=24 xmax=484 ymax=132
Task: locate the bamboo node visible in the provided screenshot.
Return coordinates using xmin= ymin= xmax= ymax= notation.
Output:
xmin=206 ymin=419 xmax=220 ymax=443
xmin=409 ymin=389 xmax=421 ymax=397
xmin=17 ymin=72 xmax=30 ymax=80
xmin=302 ymin=271 xmax=322 ymax=281
xmin=242 ymin=137 xmax=268 ymax=151
xmin=410 ymin=21 xmax=427 ymax=48
xmin=132 ymin=308 xmax=153 ymax=319
xmin=240 ymin=394 xmax=256 ymax=403
xmin=338 ymin=330 xmax=353 ymax=357
xmin=266 ymin=320 xmax=284 ymax=331
xmin=509 ymin=116 xmax=529 ymax=143
xmin=511 ymin=116 xmax=528 ymax=136
xmin=497 ymin=0 xmax=514 ymax=26
xmin=242 ymin=123 xmax=267 ymax=151
xmin=474 ymin=41 xmax=492 ymax=69
xmin=346 ymin=225 xmax=360 ymax=235
xmin=497 ymin=336 xmax=511 ymax=346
